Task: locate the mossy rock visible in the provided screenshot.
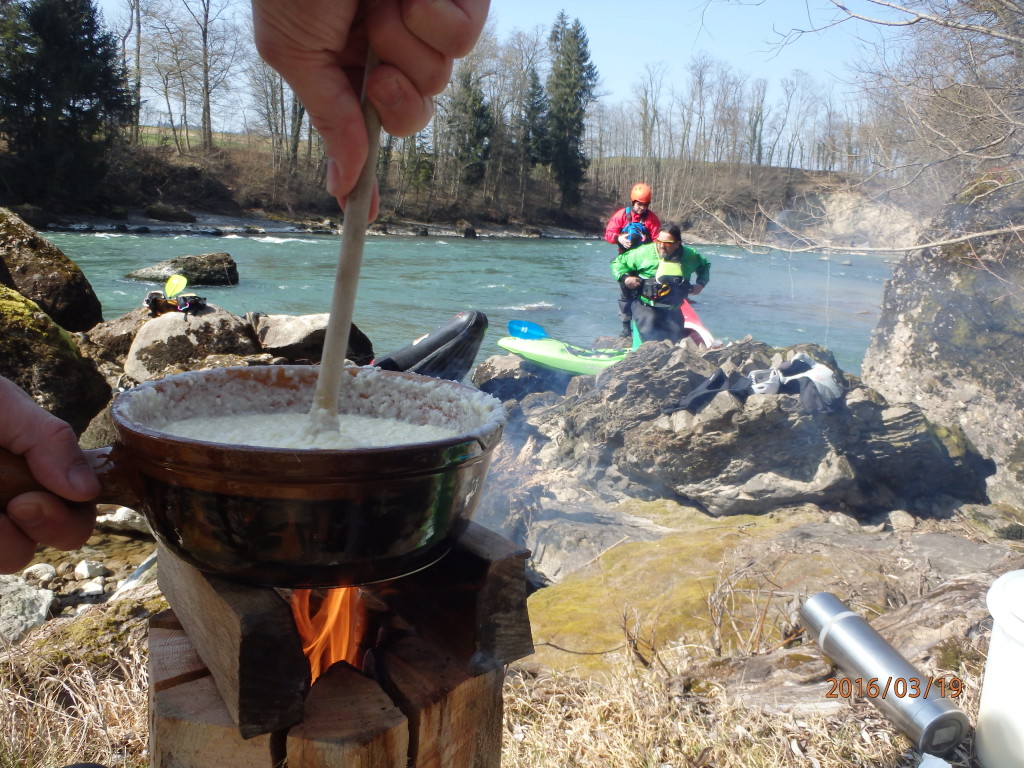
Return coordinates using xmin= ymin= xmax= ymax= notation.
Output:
xmin=7 ymin=588 xmax=167 ymax=676
xmin=0 ymin=207 xmax=104 ymax=331
xmin=526 ymin=502 xmax=832 ymax=675
xmin=0 ymin=286 xmax=111 ymax=433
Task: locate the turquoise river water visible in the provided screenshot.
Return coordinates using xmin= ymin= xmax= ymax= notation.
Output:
xmin=45 ymin=231 xmax=898 ymax=375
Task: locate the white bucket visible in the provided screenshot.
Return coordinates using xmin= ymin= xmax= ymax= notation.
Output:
xmin=977 ymin=570 xmax=1024 ymax=768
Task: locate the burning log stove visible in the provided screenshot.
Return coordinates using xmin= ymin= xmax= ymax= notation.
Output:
xmin=0 ymin=367 xmax=527 ymax=766
xmin=149 ymin=522 xmax=533 ymax=768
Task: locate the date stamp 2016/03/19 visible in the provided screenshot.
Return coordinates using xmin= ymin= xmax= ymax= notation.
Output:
xmin=826 ymin=677 xmax=963 ymax=699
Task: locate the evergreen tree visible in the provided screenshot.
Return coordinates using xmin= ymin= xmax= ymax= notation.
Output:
xmin=545 ymin=11 xmax=597 ymax=207
xmin=512 ymin=66 xmax=549 ymax=212
xmin=446 ymin=62 xmax=493 ymax=190
xmin=520 ymin=67 xmax=550 ymax=168
xmin=0 ymin=0 xmax=133 ymax=202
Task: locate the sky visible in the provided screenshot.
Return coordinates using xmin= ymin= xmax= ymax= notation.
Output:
xmin=487 ymin=0 xmax=896 ymax=104
xmin=95 ymin=0 xmax=897 ymax=107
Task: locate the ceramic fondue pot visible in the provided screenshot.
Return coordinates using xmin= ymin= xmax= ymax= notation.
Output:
xmin=0 ymin=365 xmax=505 ymax=588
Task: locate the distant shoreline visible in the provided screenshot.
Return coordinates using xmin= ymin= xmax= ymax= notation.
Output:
xmin=40 ymin=208 xmax=597 ymax=241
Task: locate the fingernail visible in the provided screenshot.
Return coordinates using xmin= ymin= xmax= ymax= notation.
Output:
xmin=10 ymin=502 xmax=46 ymax=528
xmin=326 ymin=159 xmax=340 ymax=198
xmin=68 ymin=462 xmax=100 ymax=497
xmin=372 ymin=74 xmax=403 ymax=110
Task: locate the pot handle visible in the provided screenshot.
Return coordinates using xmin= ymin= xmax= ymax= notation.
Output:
xmin=0 ymin=446 xmax=140 ymax=510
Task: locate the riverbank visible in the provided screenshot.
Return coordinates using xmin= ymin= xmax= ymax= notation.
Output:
xmin=39 ymin=207 xmax=598 ymax=241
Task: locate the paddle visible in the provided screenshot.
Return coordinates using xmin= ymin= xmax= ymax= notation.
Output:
xmin=309 ymin=50 xmax=381 ymax=432
xmin=164 ymin=274 xmax=187 ymax=298
xmin=507 ymin=320 xmax=549 ymax=340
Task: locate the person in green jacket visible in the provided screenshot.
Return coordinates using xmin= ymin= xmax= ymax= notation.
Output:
xmin=610 ymin=223 xmax=711 ymax=343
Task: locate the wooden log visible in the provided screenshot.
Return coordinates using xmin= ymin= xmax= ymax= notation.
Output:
xmin=375 ymin=636 xmax=503 ymax=768
xmin=286 ymin=661 xmax=408 ymax=768
xmin=365 ymin=521 xmax=534 ymax=672
xmin=156 ymin=546 xmax=310 ymax=738
xmin=149 ymin=622 xmax=276 ymax=768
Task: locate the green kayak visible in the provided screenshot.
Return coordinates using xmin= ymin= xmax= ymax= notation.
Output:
xmin=496 ymin=336 xmax=628 ymax=376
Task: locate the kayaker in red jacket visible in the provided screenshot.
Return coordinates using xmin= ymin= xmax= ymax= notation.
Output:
xmin=604 ymin=183 xmax=662 ymax=253
xmin=605 ymin=183 xmax=663 ymax=336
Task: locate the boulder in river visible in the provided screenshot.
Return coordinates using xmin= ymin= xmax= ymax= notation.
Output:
xmin=126 ymin=252 xmax=239 ymax=286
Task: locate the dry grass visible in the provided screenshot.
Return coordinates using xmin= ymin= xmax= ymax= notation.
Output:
xmin=0 ymin=631 xmax=149 ymax=768
xmin=0 ymin=565 xmax=985 ymax=768
xmin=502 ymin=650 xmax=982 ymax=768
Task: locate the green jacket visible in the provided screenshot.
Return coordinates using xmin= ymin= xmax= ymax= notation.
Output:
xmin=610 ymin=241 xmax=711 ymax=285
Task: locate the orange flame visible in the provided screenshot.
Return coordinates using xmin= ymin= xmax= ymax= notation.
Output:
xmin=290 ymin=587 xmax=361 ymax=683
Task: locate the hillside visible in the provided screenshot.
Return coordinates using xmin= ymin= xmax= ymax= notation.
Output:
xmin=3 ymin=143 xmax=920 ymax=250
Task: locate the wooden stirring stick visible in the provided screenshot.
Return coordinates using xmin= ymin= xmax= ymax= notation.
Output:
xmin=309 ymin=52 xmax=383 ymax=432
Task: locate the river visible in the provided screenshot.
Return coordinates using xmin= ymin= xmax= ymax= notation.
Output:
xmin=45 ymin=230 xmax=897 ymax=375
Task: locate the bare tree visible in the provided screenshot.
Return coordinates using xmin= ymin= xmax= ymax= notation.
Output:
xmin=784 ymin=1 xmax=1024 ymax=204
xmin=103 ymin=0 xmax=145 ymax=142
xmin=141 ymin=0 xmax=243 ymax=151
xmin=178 ymin=0 xmax=244 ymax=149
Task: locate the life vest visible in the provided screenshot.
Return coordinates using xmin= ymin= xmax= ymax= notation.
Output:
xmin=640 ymin=259 xmax=688 ymax=308
xmin=619 ymin=206 xmax=651 ymax=248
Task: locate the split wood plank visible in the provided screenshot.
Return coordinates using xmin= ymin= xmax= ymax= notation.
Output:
xmin=376 ymin=635 xmax=503 ymax=768
xmin=286 ymin=661 xmax=408 ymax=768
xmin=366 ymin=521 xmax=534 ymax=672
xmin=149 ymin=623 xmax=210 ymax=693
xmin=156 ymin=545 xmax=310 ymax=738
xmin=149 ymin=623 xmax=276 ymax=768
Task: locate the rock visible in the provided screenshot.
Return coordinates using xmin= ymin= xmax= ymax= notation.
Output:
xmin=0 ymin=207 xmax=104 ymax=331
xmin=74 ymin=560 xmax=110 ymax=580
xmin=22 ymin=563 xmax=57 ymax=585
xmin=125 ymin=251 xmax=239 ymax=286
xmin=862 ymin=180 xmax=1024 ymax=513
xmin=0 ymin=575 xmax=54 ymax=643
xmin=888 ymin=509 xmax=917 ymax=531
xmin=95 ymin=505 xmax=151 ymax=536
xmin=123 ymin=303 xmax=259 ymax=381
xmin=247 ymin=312 xmax=375 ymax=364
xmin=79 ymin=578 xmax=106 ymax=597
xmin=480 ymin=339 xmax=991 ymax=520
xmin=79 ymin=405 xmax=119 ymax=451
xmin=0 ymin=286 xmax=112 ymax=434
xmin=471 ymin=353 xmax=572 ymax=403
xmin=75 ymin=308 xmax=153 ymax=387
xmin=472 ymin=337 xmax=997 ymax=584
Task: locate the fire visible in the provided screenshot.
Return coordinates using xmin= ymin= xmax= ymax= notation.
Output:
xmin=290 ymin=587 xmax=362 ymax=682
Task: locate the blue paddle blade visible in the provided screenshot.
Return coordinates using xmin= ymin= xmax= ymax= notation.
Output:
xmin=508 ymin=320 xmax=548 ymax=340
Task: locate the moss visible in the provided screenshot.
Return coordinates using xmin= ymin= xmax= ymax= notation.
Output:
xmin=963 ymin=503 xmax=1024 ymax=540
xmin=932 ymin=637 xmax=986 ymax=674
xmin=527 ymin=504 xmax=825 ymax=675
xmin=931 ymin=423 xmax=968 ymax=459
xmin=25 ymin=595 xmax=168 ymax=672
xmin=1008 ymin=439 xmax=1024 ymax=483
xmin=777 ymin=652 xmax=818 ymax=670
xmin=955 ymin=180 xmax=999 ymax=204
xmin=0 ymin=286 xmax=82 ymax=358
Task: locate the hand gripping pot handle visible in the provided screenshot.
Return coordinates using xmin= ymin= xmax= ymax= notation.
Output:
xmin=800 ymin=592 xmax=968 ymax=757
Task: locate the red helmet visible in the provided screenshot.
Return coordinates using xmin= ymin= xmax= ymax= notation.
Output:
xmin=630 ymin=183 xmax=652 ymax=204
